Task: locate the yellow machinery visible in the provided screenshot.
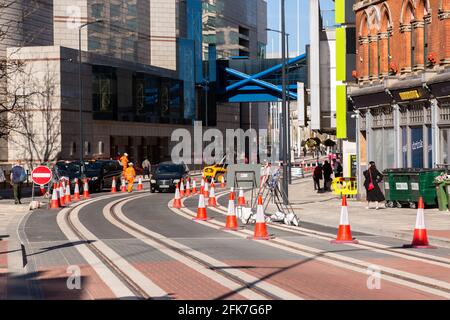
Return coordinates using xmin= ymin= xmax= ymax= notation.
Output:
xmin=202 ymin=156 xmax=227 ymax=182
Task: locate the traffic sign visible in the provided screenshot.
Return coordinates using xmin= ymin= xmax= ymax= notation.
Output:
xmin=31 ymin=166 xmax=52 ymax=186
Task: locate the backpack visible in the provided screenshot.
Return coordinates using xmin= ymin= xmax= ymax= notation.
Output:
xmin=19 ymin=168 xmax=27 ymax=182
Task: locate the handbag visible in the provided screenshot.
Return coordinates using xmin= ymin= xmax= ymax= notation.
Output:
xmin=368 ymin=169 xmax=375 ymax=191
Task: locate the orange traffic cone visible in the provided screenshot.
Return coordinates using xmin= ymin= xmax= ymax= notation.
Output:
xmin=65 ymin=182 xmax=72 ymax=204
xmin=120 ymin=178 xmax=127 ymax=193
xmin=73 ymin=179 xmax=81 ymax=201
xmin=404 ymin=197 xmax=436 ymax=249
xmin=237 ymin=188 xmax=246 ymax=206
xmin=40 ymin=186 xmax=46 ymax=197
xmin=203 ymin=181 xmax=209 ymax=199
xmin=223 ymin=188 xmax=239 ymax=231
xmin=83 ymin=179 xmax=90 ymax=199
xmin=50 ymin=183 xmax=60 ymax=209
xmin=59 ymin=182 xmax=66 ymax=207
xmin=180 ymin=180 xmax=185 ymax=198
xmin=248 ymin=195 xmax=271 ymax=240
xmin=193 ymin=193 xmax=210 ymax=221
xmin=192 ymin=180 xmax=198 ymax=194
xmin=331 ymin=196 xmax=358 ymax=244
xmin=208 ymin=182 xmax=217 ymax=207
xmin=172 ymin=184 xmax=182 ymax=209
xmin=185 ymin=179 xmax=191 ymax=197
xmin=111 ymin=177 xmax=117 ymax=193
xmin=137 ymin=177 xmax=143 ymax=191
xmin=220 ymin=175 xmax=225 ymax=188
xmin=201 ymin=177 xmax=205 ymax=189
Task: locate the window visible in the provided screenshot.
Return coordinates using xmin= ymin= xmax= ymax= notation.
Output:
xmin=70 ymin=142 xmax=77 ymax=157
xmin=411 ymin=127 xmax=424 ymax=168
xmin=98 ymin=141 xmax=104 ymax=155
xmin=84 ymin=141 xmax=91 ymax=156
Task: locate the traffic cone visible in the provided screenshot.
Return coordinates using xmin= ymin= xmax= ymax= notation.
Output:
xmin=208 ymin=182 xmax=217 ymax=207
xmin=137 ymin=177 xmax=143 ymax=191
xmin=248 ymin=195 xmax=271 ymax=240
xmin=111 ymin=177 xmax=117 ymax=193
xmin=404 ymin=198 xmax=436 ymax=249
xmin=59 ymin=182 xmax=66 ymax=207
xmin=201 ymin=177 xmax=205 ymax=189
xmin=220 ymin=175 xmax=226 ymax=188
xmin=73 ymin=179 xmax=81 ymax=201
xmin=180 ymin=180 xmax=185 ymax=198
xmin=172 ymin=184 xmax=182 ymax=209
xmin=186 ymin=179 xmax=191 ymax=196
xmin=203 ymin=181 xmax=209 ymax=199
xmin=40 ymin=186 xmax=46 ymax=197
xmin=193 ymin=193 xmax=210 ymax=221
xmin=331 ymin=196 xmax=358 ymax=244
xmin=121 ymin=179 xmax=127 ymax=193
xmin=83 ymin=179 xmax=90 ymax=199
xmin=237 ymin=188 xmax=246 ymax=207
xmin=65 ymin=183 xmax=72 ymax=204
xmin=223 ymin=188 xmax=239 ymax=231
xmin=50 ymin=183 xmax=60 ymax=209
xmin=192 ymin=180 xmax=198 ymax=194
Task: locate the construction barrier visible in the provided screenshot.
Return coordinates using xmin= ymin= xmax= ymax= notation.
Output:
xmin=332 ymin=177 xmax=357 ymax=197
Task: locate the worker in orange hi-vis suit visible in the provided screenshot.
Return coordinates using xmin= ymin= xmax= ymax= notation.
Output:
xmin=125 ymin=163 xmax=136 ymax=193
xmin=120 ymin=153 xmax=129 ymax=175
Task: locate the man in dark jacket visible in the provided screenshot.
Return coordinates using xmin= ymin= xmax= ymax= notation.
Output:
xmin=322 ymin=161 xmax=333 ymax=191
xmin=313 ymin=164 xmax=323 ymax=192
xmin=10 ymin=160 xmax=26 ymax=205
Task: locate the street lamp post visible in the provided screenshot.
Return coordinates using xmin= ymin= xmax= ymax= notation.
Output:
xmin=266 ymin=0 xmax=289 ymax=204
xmin=78 ymin=19 xmax=103 ymax=172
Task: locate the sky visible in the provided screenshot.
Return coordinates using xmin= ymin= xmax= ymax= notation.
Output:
xmin=266 ymin=0 xmax=335 ymax=58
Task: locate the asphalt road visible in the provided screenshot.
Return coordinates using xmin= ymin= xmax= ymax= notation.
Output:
xmin=4 ymin=184 xmax=450 ymax=300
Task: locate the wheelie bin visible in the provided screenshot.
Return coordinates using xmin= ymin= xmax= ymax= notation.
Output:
xmin=383 ymin=168 xmax=445 ymax=209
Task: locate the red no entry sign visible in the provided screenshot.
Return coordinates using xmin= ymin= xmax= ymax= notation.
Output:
xmin=31 ymin=166 xmax=52 ymax=186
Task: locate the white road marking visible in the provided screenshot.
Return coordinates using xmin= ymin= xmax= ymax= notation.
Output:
xmin=57 ymin=206 xmax=137 ymax=299
xmin=176 ymin=196 xmax=450 ymax=299
xmin=211 ymin=195 xmax=450 ymax=268
xmin=69 ymin=201 xmax=168 ymax=299
xmin=56 ymin=192 xmax=165 ymax=299
xmin=112 ymin=195 xmax=302 ymax=300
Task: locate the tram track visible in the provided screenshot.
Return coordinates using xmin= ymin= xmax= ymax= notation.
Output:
xmin=176 ymin=190 xmax=450 ymax=299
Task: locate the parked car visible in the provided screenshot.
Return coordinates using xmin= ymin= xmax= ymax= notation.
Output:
xmin=150 ymin=162 xmax=190 ymax=193
xmin=52 ymin=161 xmax=85 ymax=191
xmin=85 ymin=160 xmax=123 ymax=192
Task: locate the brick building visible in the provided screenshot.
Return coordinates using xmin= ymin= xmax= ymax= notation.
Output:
xmin=349 ymin=0 xmax=450 ymax=179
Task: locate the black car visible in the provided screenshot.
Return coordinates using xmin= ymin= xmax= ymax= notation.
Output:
xmin=85 ymin=160 xmax=123 ymax=192
xmin=150 ymin=162 xmax=190 ymax=193
xmin=52 ymin=161 xmax=84 ymax=191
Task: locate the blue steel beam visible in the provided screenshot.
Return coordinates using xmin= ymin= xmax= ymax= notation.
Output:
xmin=226 ymin=67 xmax=298 ymax=100
xmin=225 ymin=53 xmax=306 ymax=92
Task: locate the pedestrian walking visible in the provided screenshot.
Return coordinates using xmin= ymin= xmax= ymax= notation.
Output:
xmin=10 ymin=160 xmax=27 ymax=205
xmin=142 ymin=158 xmax=151 ymax=179
xmin=322 ymin=160 xmax=333 ymax=191
xmin=363 ymin=161 xmax=385 ymax=210
xmin=125 ymin=163 xmax=136 ymax=193
xmin=333 ymin=159 xmax=343 ymax=178
xmin=313 ymin=164 xmax=323 ymax=192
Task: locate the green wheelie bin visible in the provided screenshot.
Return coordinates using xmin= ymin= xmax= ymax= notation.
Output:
xmin=383 ymin=168 xmax=445 ymax=209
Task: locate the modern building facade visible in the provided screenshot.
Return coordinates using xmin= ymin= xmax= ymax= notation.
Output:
xmin=349 ymin=0 xmax=450 ymax=178
xmin=0 ymin=0 xmax=268 ymax=167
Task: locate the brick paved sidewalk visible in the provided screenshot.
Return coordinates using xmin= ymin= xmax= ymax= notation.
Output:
xmin=260 ymin=177 xmax=450 ymax=248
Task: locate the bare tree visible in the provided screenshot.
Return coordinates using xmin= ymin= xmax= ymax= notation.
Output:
xmin=8 ymin=62 xmax=61 ymax=168
xmin=0 ymin=0 xmax=47 ymax=139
